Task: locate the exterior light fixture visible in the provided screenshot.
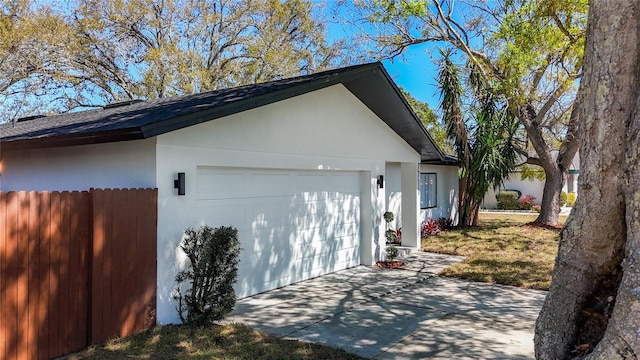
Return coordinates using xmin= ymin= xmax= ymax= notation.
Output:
xmin=377 ymin=175 xmax=384 ymax=189
xmin=174 ymin=172 xmax=185 ymax=195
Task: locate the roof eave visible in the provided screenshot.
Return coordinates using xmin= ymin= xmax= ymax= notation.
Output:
xmin=1 ymin=128 xmax=145 ymax=151
xmin=421 ymin=159 xmax=460 ymax=166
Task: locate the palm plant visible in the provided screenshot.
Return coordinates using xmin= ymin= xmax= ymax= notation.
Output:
xmin=437 ymin=49 xmax=520 ymax=226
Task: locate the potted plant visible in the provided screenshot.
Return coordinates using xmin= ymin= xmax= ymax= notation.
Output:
xmin=383 ymin=211 xmax=400 ymax=244
xmin=385 ymin=229 xmax=398 ymax=243
xmin=375 ymin=244 xmax=406 ymax=269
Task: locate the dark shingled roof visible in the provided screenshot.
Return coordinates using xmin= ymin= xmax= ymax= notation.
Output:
xmin=0 ymin=62 xmax=451 ymax=163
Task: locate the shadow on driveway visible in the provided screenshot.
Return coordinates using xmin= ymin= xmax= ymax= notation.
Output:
xmin=222 ymin=252 xmax=546 ymax=359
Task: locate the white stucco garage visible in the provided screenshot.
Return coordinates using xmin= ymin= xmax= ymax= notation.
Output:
xmin=0 ymin=62 xmax=458 ymax=324
xmin=196 ymin=167 xmax=361 ymax=297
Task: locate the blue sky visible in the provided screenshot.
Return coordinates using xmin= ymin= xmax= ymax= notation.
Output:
xmin=381 ymin=46 xmax=441 ymax=110
xmin=321 ymin=1 xmax=443 ymax=111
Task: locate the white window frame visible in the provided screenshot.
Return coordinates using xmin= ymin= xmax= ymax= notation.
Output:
xmin=420 ymin=173 xmax=437 ymax=209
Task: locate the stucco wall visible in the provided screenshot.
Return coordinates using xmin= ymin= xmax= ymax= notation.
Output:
xmin=385 ymin=163 xmax=459 ymax=229
xmin=482 ymin=172 xmax=579 ymax=209
xmin=154 ymin=84 xmax=420 ymax=324
xmin=385 ymin=162 xmax=402 ymax=229
xmin=482 ymin=153 xmax=581 ymax=209
xmin=483 ymin=174 xmax=544 ymax=209
xmin=0 ymin=138 xmax=157 ymax=191
xmin=418 ymin=164 xmax=459 ymax=224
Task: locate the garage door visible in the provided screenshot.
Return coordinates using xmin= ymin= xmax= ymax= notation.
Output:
xmin=196 ymin=167 xmax=361 ymax=298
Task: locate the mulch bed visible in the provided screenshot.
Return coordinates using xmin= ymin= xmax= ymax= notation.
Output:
xmin=375 ymin=260 xmax=406 ymax=269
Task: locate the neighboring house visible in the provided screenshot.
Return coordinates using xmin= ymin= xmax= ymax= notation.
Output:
xmin=0 ymin=62 xmax=457 ymax=324
xmin=482 ymin=152 xmax=580 ymax=209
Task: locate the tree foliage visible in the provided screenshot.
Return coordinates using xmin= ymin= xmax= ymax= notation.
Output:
xmin=399 ymin=87 xmax=452 ymax=154
xmin=437 ymin=50 xmax=520 ymax=226
xmin=348 ymin=0 xmax=586 ymax=226
xmin=0 ymin=0 xmax=71 ymax=120
xmin=0 ymin=0 xmax=348 ymax=121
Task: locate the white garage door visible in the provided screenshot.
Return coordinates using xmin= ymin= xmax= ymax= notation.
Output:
xmin=196 ymin=167 xmax=361 ymax=298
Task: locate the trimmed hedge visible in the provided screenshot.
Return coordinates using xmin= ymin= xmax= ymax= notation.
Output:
xmin=496 ymin=189 xmax=522 ymax=210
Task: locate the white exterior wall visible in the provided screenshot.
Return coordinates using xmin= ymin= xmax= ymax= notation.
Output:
xmin=385 ymin=163 xmax=459 ymax=232
xmin=483 ymin=174 xmax=545 ymax=209
xmin=0 ymin=139 xmax=156 ymax=191
xmin=419 ymin=164 xmax=459 ymax=223
xmin=483 ymin=153 xmax=581 ymax=209
xmin=483 ymin=173 xmax=579 ymax=209
xmin=154 ymin=84 xmax=420 ymax=324
xmin=400 ymin=162 xmax=420 ymax=248
xmin=385 ymin=162 xmax=402 ymax=229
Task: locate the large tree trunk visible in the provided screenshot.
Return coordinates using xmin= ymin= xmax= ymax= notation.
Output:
xmin=534 ymin=1 xmax=638 ymax=358
xmin=514 ymin=105 xmax=573 ymax=228
xmin=588 ymin=125 xmax=640 ymax=357
xmin=535 ymin=164 xmax=565 ymax=227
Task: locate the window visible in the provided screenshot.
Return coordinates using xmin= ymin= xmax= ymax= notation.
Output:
xmin=420 ymin=173 xmax=437 ymax=209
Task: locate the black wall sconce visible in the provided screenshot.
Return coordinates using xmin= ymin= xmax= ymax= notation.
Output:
xmin=174 ymin=172 xmax=185 ymax=195
xmin=377 ymin=175 xmax=384 ymax=189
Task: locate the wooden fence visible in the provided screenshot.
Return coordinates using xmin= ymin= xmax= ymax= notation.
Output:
xmin=0 ymin=188 xmax=157 ymax=360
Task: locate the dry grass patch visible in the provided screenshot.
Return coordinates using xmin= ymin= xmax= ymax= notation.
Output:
xmin=422 ymin=212 xmax=567 ymax=290
xmin=63 ymin=323 xmax=364 ymax=360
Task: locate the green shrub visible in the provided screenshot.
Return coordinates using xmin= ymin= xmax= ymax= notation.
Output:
xmin=174 ymin=225 xmax=241 ymax=326
xmin=383 ymin=211 xmax=394 ymax=223
xmin=496 ymin=190 xmax=521 ymax=210
xmin=567 ymin=192 xmax=577 ymax=207
xmin=386 ymin=245 xmax=399 ymax=260
xmin=560 ymin=191 xmax=567 ymax=207
xmin=385 ymin=229 xmax=398 ymax=243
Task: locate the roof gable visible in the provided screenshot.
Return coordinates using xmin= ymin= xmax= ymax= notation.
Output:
xmin=0 ymin=62 xmax=447 ymax=163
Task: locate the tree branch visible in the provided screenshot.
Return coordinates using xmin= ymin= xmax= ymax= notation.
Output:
xmin=552 ymin=13 xmax=576 ymax=42
xmin=535 ymin=84 xmax=568 ymax=124
xmin=525 ymin=157 xmax=543 ymax=167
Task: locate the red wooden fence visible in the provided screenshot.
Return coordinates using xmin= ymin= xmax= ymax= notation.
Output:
xmin=0 ymin=188 xmax=157 ymax=360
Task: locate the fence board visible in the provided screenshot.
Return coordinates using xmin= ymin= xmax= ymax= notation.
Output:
xmin=1 ymin=188 xmax=157 ymax=359
xmin=90 ymin=189 xmax=111 ymax=344
xmin=90 ymin=189 xmax=104 ymax=344
xmin=68 ymin=191 xmax=89 ymax=352
xmin=114 ymin=190 xmax=137 ymax=337
xmin=0 ymin=192 xmax=6 ymax=360
xmin=37 ymin=192 xmax=50 ymax=360
xmin=58 ymin=192 xmax=71 ymax=356
xmin=48 ymin=192 xmax=61 ymax=358
xmin=27 ymin=192 xmax=40 ymax=360
xmin=78 ymin=191 xmax=90 ymax=351
xmin=15 ymin=192 xmax=28 ymax=360
xmin=110 ymin=190 xmax=126 ymax=337
xmin=137 ymin=189 xmax=157 ymax=332
xmin=5 ymin=192 xmax=19 ymax=360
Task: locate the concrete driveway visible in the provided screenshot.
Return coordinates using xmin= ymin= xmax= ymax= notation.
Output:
xmin=223 ymin=252 xmax=547 ymax=359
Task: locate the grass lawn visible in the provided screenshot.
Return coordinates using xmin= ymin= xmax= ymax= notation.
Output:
xmin=63 ymin=323 xmax=365 ymax=360
xmin=421 ymin=212 xmax=567 ymax=291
